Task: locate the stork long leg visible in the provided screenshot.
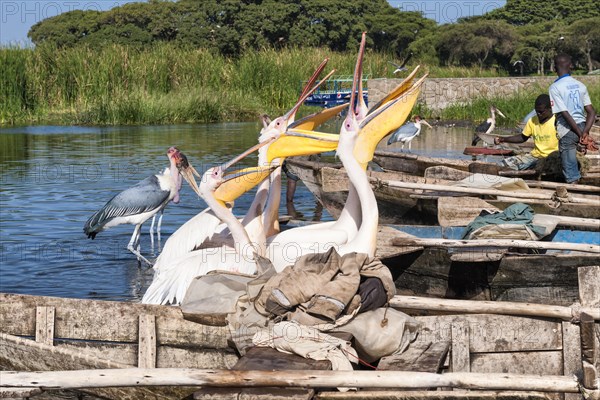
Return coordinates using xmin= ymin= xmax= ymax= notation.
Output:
xmin=149 ymin=215 xmax=156 ymax=252
xmin=408 ymin=140 xmax=412 ymax=152
xmin=127 ymin=224 xmax=152 ymax=266
xmin=156 ymin=210 xmax=164 ymax=243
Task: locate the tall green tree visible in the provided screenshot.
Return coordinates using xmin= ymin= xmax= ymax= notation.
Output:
xmin=568 ymin=17 xmax=600 ymax=72
xmin=436 ymin=20 xmax=517 ymax=70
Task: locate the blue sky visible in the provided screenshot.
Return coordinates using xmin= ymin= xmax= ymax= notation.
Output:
xmin=1 ymin=0 xmax=507 ymax=45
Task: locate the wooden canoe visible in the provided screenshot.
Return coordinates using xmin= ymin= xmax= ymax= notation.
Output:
xmin=2 ymin=278 xmax=600 ymax=399
xmin=0 ymin=293 xmax=237 ymax=400
xmin=286 ymin=158 xmax=600 ymax=224
xmin=372 ymin=149 xmax=600 ymax=185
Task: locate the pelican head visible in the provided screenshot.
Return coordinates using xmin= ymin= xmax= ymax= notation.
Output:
xmin=180 ymin=139 xmax=274 ymax=202
xmin=259 ymin=60 xmax=335 ymax=142
xmin=338 ymin=32 xmax=366 ymax=160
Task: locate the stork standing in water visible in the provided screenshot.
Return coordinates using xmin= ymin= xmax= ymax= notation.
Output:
xmin=83 ymin=147 xmax=198 ymax=266
xmin=471 ymin=105 xmax=506 ymax=146
xmin=386 ymin=115 xmax=432 ymax=151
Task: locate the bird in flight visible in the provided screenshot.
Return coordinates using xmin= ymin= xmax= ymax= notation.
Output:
xmin=389 ymin=53 xmax=413 ymax=74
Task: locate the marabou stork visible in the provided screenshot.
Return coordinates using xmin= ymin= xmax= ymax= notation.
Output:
xmin=83 ymin=147 xmax=198 ymax=266
xmin=471 ymin=105 xmax=506 ymax=146
xmin=386 ymin=115 xmax=432 ymax=151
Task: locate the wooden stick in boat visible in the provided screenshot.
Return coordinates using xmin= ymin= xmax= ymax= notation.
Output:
xmin=524 ymin=180 xmax=600 ymax=193
xmin=391 ymin=237 xmax=600 ymax=253
xmin=385 ymin=180 xmax=597 ymax=204
xmin=390 ymin=295 xmax=600 ymax=321
xmin=0 ymin=369 xmax=581 ymax=393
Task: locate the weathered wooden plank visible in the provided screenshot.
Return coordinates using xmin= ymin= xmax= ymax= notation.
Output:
xmin=471 ymin=351 xmax=563 ymax=375
xmin=316 ymin=390 xmax=557 ymax=399
xmin=451 ymin=320 xmax=470 ymax=373
xmin=51 ymin=339 xmax=238 ymax=369
xmin=194 ymin=387 xmax=315 ymax=400
xmin=414 ymin=315 xmax=562 ymax=353
xmin=35 ymin=306 xmax=54 ymax=346
xmin=234 ymin=347 xmax=331 ymax=371
xmin=138 ymin=314 xmax=156 ymax=368
xmin=0 ymin=293 xmax=229 ymax=348
xmin=391 ymin=237 xmax=600 ymax=253
xmin=0 ymin=333 xmax=198 ymax=400
xmin=578 ymin=266 xmax=600 ymax=390
xmin=378 ymin=341 xmax=449 ymax=373
xmin=562 ymin=321 xmax=583 ymax=400
xmin=580 ymin=312 xmax=598 ymax=390
xmin=491 ymin=287 xmax=579 ymax=307
xmin=0 ymin=387 xmax=44 ymax=399
xmin=578 ymin=266 xmax=600 ymax=308
xmin=0 ymin=368 xmax=581 ymax=392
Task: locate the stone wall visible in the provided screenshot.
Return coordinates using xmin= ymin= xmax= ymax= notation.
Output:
xmin=368 ymin=76 xmax=600 ymax=110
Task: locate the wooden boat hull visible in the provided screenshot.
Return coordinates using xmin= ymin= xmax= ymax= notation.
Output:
xmin=287 ymin=158 xmax=600 ymax=225
xmin=375 ymin=224 xmax=599 ymax=306
xmin=373 ymin=149 xmax=600 ymax=183
xmin=0 ymin=293 xmax=237 ymax=400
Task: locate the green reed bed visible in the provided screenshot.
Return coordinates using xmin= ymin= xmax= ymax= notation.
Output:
xmin=420 ymin=83 xmax=600 ymax=127
xmin=1 ymin=43 xmax=552 ymax=126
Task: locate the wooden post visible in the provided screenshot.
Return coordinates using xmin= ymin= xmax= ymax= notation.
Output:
xmin=578 ymin=266 xmax=599 ymax=391
xmin=451 ymin=320 xmax=470 ymax=374
xmin=562 ymin=321 xmax=582 ymax=400
xmin=138 ymin=314 xmax=156 ymax=369
xmin=35 ymin=306 xmax=54 ymax=346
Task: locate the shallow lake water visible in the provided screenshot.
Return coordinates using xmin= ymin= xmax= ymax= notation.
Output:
xmin=0 ymin=121 xmax=491 ymax=301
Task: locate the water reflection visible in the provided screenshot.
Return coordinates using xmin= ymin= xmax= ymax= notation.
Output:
xmin=0 ymin=123 xmax=335 ymax=301
xmin=0 ymin=122 xmax=481 ymax=301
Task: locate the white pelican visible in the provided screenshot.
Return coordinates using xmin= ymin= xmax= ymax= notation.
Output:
xmin=265 ymin=37 xmax=428 ymax=270
xmin=141 ymin=141 xmax=277 ymax=305
xmin=151 ymin=60 xmax=337 ymax=269
xmin=386 ymin=115 xmax=432 ymax=151
xmin=471 ymin=105 xmax=506 ymax=146
xmin=83 ymin=147 xmax=197 ymax=266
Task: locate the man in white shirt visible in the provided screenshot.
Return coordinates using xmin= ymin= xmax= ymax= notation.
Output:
xmin=549 ymin=54 xmax=596 ymax=184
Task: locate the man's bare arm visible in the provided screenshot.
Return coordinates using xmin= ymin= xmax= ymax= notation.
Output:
xmin=495 ymin=134 xmax=528 ymax=145
xmin=582 ymin=104 xmax=596 ymax=138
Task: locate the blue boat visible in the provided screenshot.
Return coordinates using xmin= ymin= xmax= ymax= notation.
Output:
xmin=302 ymin=75 xmax=369 ymax=108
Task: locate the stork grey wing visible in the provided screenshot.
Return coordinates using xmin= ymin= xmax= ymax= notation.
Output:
xmin=475 ymin=121 xmax=492 ymax=133
xmin=387 ymin=123 xmax=417 ymax=144
xmin=84 ymin=175 xmax=171 ymax=236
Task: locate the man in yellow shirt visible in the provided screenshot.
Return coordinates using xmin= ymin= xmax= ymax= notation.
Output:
xmin=494 ymin=94 xmax=558 ymax=170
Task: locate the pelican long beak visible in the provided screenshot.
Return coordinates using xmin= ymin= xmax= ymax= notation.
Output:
xmin=266 ymin=129 xmax=339 ymax=162
xmin=288 ymin=102 xmax=349 ymax=130
xmin=366 ymin=65 xmax=421 ymax=116
xmin=220 ymin=138 xmax=275 ymax=171
xmin=353 ymin=74 xmax=428 ymax=169
xmin=352 ymin=32 xmax=368 ymax=122
xmin=282 ymin=68 xmax=337 ymax=124
xmin=214 ymin=165 xmax=278 ymax=203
